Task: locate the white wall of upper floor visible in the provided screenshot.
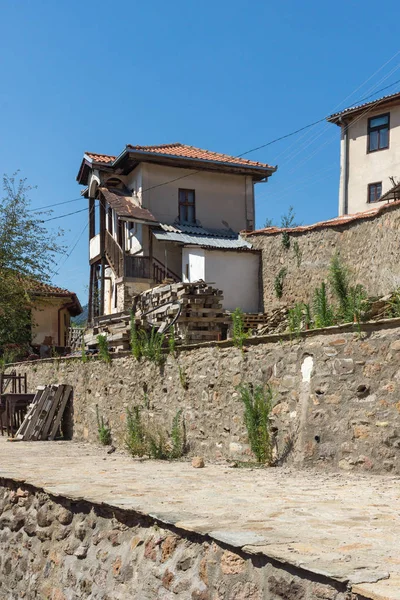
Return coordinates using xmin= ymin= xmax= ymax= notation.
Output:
xmin=339 ymin=103 xmax=400 ymax=215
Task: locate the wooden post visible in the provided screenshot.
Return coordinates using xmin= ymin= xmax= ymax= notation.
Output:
xmin=88 ymin=264 xmax=94 ymax=324
xmin=99 ymin=195 xmax=106 ymax=316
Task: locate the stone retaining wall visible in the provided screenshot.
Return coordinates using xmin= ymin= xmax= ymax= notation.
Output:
xmin=13 ymin=322 xmax=400 ymax=474
xmin=0 ymin=479 xmax=352 ymax=599
xmin=246 ymin=202 xmax=400 ymax=311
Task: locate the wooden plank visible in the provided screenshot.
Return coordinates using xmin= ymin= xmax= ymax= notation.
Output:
xmin=15 ymin=386 xmax=46 ymax=440
xmin=48 ymin=385 xmax=72 ymax=441
xmin=30 ymin=386 xmax=57 ymax=441
xmin=40 ymin=385 xmax=64 ymax=440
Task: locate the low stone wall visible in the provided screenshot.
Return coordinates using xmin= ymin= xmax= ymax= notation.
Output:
xmin=13 ymin=321 xmax=400 ymax=474
xmin=0 ymin=479 xmax=352 ymax=599
xmin=246 ymin=202 xmax=400 ymax=310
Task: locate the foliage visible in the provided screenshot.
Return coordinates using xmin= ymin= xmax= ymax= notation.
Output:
xmin=293 ymin=240 xmax=302 ymax=267
xmin=328 ymin=254 xmax=369 ymax=323
xmin=97 ymin=334 xmax=111 ymax=364
xmin=387 ymin=288 xmax=400 ymax=318
xmin=232 ymin=307 xmax=248 ymax=350
xmin=288 ymin=302 xmax=304 ymax=334
xmin=274 ymin=268 xmax=287 ymax=299
xmin=280 ymin=207 xmax=299 ymax=250
xmin=125 ymin=406 xmax=147 ymax=457
xmin=281 ymin=230 xmax=291 ymax=249
xmin=170 ymin=409 xmax=185 ymax=459
xmin=237 ymin=383 xmax=274 ymax=464
xmin=0 ymin=346 xmax=21 ymax=371
xmin=0 ymin=174 xmax=64 ymax=349
xmin=263 ymin=217 xmax=275 ymax=228
xmin=178 ymin=364 xmax=188 ymax=390
xmin=329 ymin=253 xmax=350 ymax=316
xmin=168 ymin=328 xmax=176 ymax=355
xmin=313 ymin=282 xmax=335 ymax=328
xmin=96 ymin=405 xmax=112 ymax=445
xmin=125 ymin=405 xmax=186 ymax=460
xmin=140 ymin=328 xmax=165 ymax=365
xmin=130 ymin=314 xmax=142 ymax=360
xmin=281 ymin=206 xmax=298 ymax=229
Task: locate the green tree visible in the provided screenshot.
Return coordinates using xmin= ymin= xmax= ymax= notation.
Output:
xmin=0 ymin=173 xmax=64 ymax=350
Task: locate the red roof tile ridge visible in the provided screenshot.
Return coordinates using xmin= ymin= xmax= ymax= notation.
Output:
xmin=127 ymin=142 xmax=182 ymax=150
xmin=247 ymin=200 xmax=400 ymax=236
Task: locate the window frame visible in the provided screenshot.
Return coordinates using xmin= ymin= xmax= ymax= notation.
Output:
xmin=367 ymin=112 xmax=390 ymax=153
xmin=367 ymin=181 xmax=383 ymax=204
xmin=178 ymin=188 xmax=196 ymax=224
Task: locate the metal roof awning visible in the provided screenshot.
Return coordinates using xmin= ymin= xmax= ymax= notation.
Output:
xmin=152 ymin=223 xmax=252 ymax=250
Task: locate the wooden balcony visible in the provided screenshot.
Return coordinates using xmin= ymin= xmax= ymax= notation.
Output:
xmin=105 ymin=230 xmax=180 ymax=283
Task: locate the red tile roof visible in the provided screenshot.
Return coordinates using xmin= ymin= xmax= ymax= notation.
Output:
xmin=85 ymin=152 xmax=115 ymax=164
xmin=327 ymin=90 xmax=400 ymax=124
xmin=247 ymin=199 xmax=400 ymax=236
xmin=85 ymin=143 xmax=274 ymax=170
xmin=29 ymin=280 xmax=83 ymax=315
xmin=125 ymin=143 xmax=275 ymax=169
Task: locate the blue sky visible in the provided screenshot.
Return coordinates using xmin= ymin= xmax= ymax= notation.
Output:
xmin=1 ymin=0 xmax=399 ymax=304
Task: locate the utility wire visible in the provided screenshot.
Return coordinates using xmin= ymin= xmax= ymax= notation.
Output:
xmin=38 ymin=74 xmax=400 ymax=221
xmin=28 ymin=197 xmax=83 ymax=212
xmin=41 ymin=207 xmax=88 ymax=223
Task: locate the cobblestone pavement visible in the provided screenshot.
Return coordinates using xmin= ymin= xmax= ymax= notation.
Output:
xmin=1 ymin=437 xmax=399 ymax=599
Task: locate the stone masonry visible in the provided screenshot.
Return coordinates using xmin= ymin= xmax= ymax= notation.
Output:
xmin=14 ymin=321 xmax=400 ymax=474
xmin=0 ymin=479 xmax=350 ymax=600
xmin=246 ymin=202 xmax=400 ymax=311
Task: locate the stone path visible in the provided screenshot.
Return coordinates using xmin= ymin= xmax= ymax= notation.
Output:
xmin=1 ymin=437 xmax=399 ymax=600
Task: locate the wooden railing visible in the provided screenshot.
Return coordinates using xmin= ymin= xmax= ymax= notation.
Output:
xmin=105 ymin=230 xmax=123 ymax=278
xmin=124 ymin=255 xmax=151 ymax=279
xmin=67 ymin=327 xmax=84 ymax=350
xmin=152 ymin=258 xmax=180 ymax=284
xmin=104 ymin=231 xmax=180 ymax=284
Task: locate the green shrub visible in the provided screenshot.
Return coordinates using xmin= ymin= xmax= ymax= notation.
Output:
xmin=170 ymin=409 xmax=185 ymax=458
xmin=96 ymin=405 xmax=112 ymax=445
xmin=288 ymin=302 xmax=304 ymax=334
xmin=232 ymin=307 xmax=248 ymax=350
xmin=125 ymin=406 xmax=186 ymax=460
xmin=293 ymin=240 xmax=302 ymax=266
xmin=97 ymin=334 xmax=111 ymax=364
xmin=81 ymin=341 xmax=88 ymax=363
xmin=313 ymin=282 xmax=334 ymax=328
xmin=168 ymin=328 xmax=176 ymax=355
xmin=125 ymin=406 xmax=146 ymax=457
xmin=237 ymin=383 xmax=274 ymax=464
xmin=178 ymin=364 xmax=188 ymax=390
xmin=130 ymin=314 xmax=142 ymax=360
xmin=140 ymin=328 xmax=165 ymax=365
xmin=329 ymin=253 xmax=350 ymax=317
xmin=274 ymin=268 xmax=287 ymax=299
xmin=387 ymin=288 xmax=400 ymax=317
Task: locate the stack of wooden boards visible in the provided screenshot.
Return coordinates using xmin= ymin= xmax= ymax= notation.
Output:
xmin=84 ymin=311 xmax=132 ymax=352
xmin=135 ymin=281 xmax=231 ymax=342
xmin=14 ymin=384 xmax=72 ymax=441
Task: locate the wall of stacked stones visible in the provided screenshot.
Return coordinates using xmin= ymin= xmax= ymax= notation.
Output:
xmin=15 ymin=323 xmax=400 ymax=474
xmin=246 ymin=204 xmax=400 ymax=311
xmin=0 ymin=481 xmax=349 ymax=600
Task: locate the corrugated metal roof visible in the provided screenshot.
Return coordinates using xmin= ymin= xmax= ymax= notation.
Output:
xmin=327 ymin=90 xmax=400 ymax=123
xmin=153 ymin=223 xmax=252 ymax=249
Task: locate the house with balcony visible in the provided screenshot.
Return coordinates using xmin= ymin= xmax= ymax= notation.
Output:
xmin=328 ymin=91 xmax=400 ymax=215
xmin=76 ymin=143 xmax=276 ymax=322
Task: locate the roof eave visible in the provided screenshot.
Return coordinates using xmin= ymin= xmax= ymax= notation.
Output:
xmin=114 ymin=147 xmax=276 ymax=179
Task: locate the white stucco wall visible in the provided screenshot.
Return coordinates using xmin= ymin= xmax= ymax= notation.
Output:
xmin=338 ymin=103 xmax=400 ymax=215
xmin=141 ymin=163 xmax=255 ymax=232
xmin=182 ymin=247 xmax=205 ymax=282
xmin=204 ymin=250 xmax=260 ymax=313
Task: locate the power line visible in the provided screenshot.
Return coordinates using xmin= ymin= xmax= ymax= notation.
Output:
xmin=41 ymin=207 xmax=88 ymax=223
xmin=28 ymin=197 xmax=84 ymax=212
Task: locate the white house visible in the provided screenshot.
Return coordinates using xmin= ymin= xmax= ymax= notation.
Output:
xmin=328 ymin=91 xmax=400 ymax=215
xmin=76 ymin=143 xmax=276 ymax=321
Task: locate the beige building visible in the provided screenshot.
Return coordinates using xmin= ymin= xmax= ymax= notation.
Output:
xmin=77 ymin=143 xmax=276 ymax=319
xmin=30 ymin=282 xmax=82 ymax=349
xmin=328 ymin=91 xmax=400 ymax=215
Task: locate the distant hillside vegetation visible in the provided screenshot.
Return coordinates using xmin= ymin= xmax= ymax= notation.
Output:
xmin=71 ymin=304 xmax=88 ymax=327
